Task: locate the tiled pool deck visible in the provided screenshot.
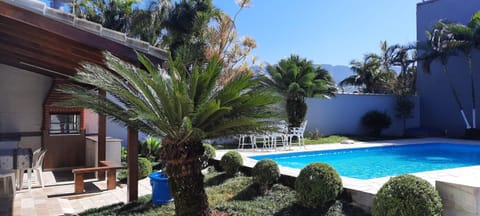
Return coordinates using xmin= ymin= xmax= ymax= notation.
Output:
xmin=216 ymin=138 xmax=480 ymax=211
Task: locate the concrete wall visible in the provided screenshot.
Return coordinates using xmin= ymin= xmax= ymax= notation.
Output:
xmin=0 ymin=64 xmax=52 ymax=149
xmin=417 ymin=0 xmax=480 ymax=136
xmin=436 ymin=180 xmax=480 ymax=216
xmin=305 ymin=94 xmax=420 ymax=136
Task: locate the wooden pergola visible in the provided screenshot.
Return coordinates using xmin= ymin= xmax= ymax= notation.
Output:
xmin=0 ymin=0 xmax=167 ymax=201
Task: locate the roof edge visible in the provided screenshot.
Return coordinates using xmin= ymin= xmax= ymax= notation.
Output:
xmin=1 ymin=0 xmax=168 ymax=60
xmin=417 ymin=0 xmax=441 ymax=7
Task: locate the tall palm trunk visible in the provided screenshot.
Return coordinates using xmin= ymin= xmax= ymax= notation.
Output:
xmin=286 ymin=97 xmax=307 ymax=127
xmin=467 ymin=55 xmax=476 ymax=128
xmin=442 ymin=65 xmax=472 ymax=129
xmin=160 ymin=140 xmax=210 ymax=216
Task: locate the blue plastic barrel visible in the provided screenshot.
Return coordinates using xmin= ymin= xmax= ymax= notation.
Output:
xmin=149 ymin=171 xmax=173 ymax=205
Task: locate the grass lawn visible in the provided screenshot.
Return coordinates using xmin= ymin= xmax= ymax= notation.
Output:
xmin=80 ymin=171 xmax=369 ymax=216
xmin=304 ymin=135 xmax=351 ymax=145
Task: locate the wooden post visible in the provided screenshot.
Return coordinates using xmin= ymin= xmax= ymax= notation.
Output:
xmin=98 ymin=90 xmax=106 ymax=180
xmin=74 ymin=173 xmax=84 ymax=194
xmin=106 ymin=169 xmax=116 ymax=190
xmin=127 ymin=127 xmax=138 ymax=202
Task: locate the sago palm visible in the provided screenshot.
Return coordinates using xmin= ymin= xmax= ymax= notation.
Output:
xmin=59 ymin=52 xmax=280 ymax=216
xmin=265 ymin=55 xmax=336 ymax=127
xmin=419 ymin=21 xmax=472 ymax=129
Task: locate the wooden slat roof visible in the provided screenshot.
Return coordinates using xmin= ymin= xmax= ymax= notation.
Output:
xmin=0 ymin=0 xmax=168 ymax=77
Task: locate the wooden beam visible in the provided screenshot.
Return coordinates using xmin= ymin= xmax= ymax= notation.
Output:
xmin=0 ymin=19 xmax=105 ymax=66
xmin=0 ymin=2 xmax=138 ymax=61
xmin=127 ymin=127 xmax=139 ymax=202
xmin=97 ymin=90 xmax=107 ymax=180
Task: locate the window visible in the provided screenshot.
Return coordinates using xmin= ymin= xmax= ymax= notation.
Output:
xmin=49 ymin=113 xmax=80 ymax=134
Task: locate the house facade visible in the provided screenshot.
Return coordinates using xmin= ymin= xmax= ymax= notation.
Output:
xmin=416 ymin=0 xmax=480 ymax=136
xmin=0 ymin=0 xmax=166 ymax=170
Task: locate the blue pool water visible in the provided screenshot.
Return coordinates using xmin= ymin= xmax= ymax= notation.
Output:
xmin=250 ymin=143 xmax=480 ymax=179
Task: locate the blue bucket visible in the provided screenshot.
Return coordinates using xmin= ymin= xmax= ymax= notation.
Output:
xmin=149 ymin=171 xmax=173 ymax=205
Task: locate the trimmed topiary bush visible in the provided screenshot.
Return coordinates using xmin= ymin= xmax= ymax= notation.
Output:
xmin=252 ymin=159 xmax=280 ymax=189
xmin=220 ymin=151 xmax=243 ymax=176
xmin=295 ymin=162 xmax=342 ymax=209
xmin=362 ymin=110 xmax=392 ymax=137
xmin=372 ymin=174 xmax=442 ymax=216
xmin=138 ymin=157 xmax=153 ymax=179
xmin=201 ymin=144 xmax=216 ymax=169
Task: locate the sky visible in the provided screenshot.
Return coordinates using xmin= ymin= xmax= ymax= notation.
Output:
xmin=212 ymin=0 xmax=422 ymax=66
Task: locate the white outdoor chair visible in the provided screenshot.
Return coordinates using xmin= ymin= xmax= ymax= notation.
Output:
xmin=18 ymin=149 xmax=47 ymax=189
xmin=238 ymin=134 xmax=257 ymax=150
xmin=253 ymin=134 xmax=273 ymax=150
xmin=288 ymin=120 xmax=308 ymax=148
xmin=270 ymin=121 xmax=289 ymax=150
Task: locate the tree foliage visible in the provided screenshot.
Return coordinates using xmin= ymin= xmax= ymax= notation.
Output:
xmin=265 ymin=55 xmax=336 ymax=127
xmin=59 ymin=52 xmax=280 ymax=215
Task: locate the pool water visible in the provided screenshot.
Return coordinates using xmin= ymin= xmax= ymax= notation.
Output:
xmin=250 ymin=143 xmax=480 ymax=179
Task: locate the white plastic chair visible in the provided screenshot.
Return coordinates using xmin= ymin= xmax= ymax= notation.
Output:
xmin=18 ymin=149 xmax=47 ymax=189
xmin=288 ymin=120 xmax=308 ymax=148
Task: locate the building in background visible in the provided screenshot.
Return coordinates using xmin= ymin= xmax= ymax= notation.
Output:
xmin=416 ymin=0 xmax=480 ymax=136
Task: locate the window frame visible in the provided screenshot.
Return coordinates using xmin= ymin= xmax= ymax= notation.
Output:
xmin=48 ymin=112 xmax=81 ymax=135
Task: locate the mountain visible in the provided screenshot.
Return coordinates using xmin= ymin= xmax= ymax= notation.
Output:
xmin=317 ymin=64 xmax=353 ymax=84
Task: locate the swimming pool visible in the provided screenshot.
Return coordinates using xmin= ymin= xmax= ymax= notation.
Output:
xmin=250 ymin=143 xmax=480 ymax=179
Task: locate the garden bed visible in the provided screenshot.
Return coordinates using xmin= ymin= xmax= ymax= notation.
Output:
xmin=80 ymin=171 xmax=369 ymax=216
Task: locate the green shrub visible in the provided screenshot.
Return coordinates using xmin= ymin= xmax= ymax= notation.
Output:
xmin=201 ymin=144 xmax=217 ymax=169
xmin=372 ymin=174 xmax=442 ymax=216
xmin=362 ymin=110 xmax=392 ymax=137
xmin=220 ymin=151 xmax=243 ymax=176
xmin=138 ymin=157 xmax=153 ymax=179
xmin=295 ymin=162 xmax=342 ymax=209
xmin=252 ymin=159 xmax=280 ymax=188
xmin=139 ymin=136 xmax=161 ymax=161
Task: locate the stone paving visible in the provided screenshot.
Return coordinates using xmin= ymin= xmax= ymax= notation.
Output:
xmin=0 ymin=171 xmax=152 ymax=216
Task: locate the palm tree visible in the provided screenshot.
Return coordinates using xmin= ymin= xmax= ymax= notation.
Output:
xmin=128 ymin=0 xmax=171 ymax=46
xmin=73 ymin=0 xmax=137 ymax=32
xmin=418 ymin=21 xmax=472 ymax=129
xmin=162 ymin=0 xmax=220 ymax=64
xmin=389 ymin=44 xmax=417 ymax=95
xmin=265 ymin=55 xmax=336 ymax=127
xmin=59 ymin=52 xmax=281 ymax=216
xmin=339 ymin=53 xmax=396 ymax=94
xmin=446 ymin=22 xmax=477 ymax=128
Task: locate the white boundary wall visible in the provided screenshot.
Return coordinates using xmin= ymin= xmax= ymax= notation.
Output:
xmin=305 ymin=94 xmax=420 ymax=136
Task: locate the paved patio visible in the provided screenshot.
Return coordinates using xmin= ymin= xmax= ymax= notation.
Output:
xmin=0 ymin=171 xmax=153 ymax=216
